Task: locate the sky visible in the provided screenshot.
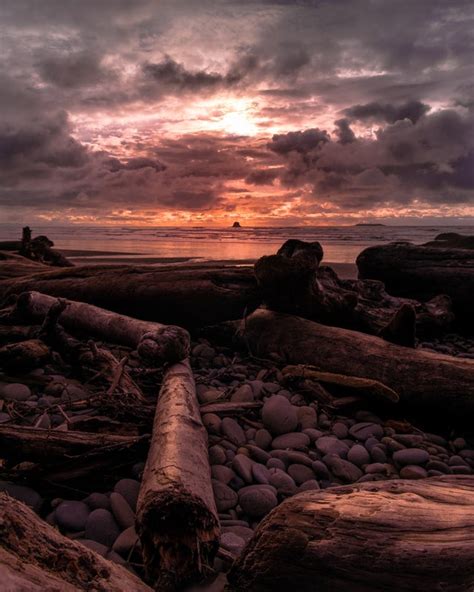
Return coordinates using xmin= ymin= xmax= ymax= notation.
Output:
xmin=0 ymin=0 xmax=473 ymax=227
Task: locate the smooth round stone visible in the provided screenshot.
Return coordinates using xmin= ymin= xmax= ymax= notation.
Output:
xmin=192 ymin=343 xmax=216 ymax=358
xmin=249 ymin=380 xmax=264 ymax=398
xmin=36 ymin=412 xmax=51 ymax=429
xmin=222 ymin=525 xmax=254 ymax=543
xmin=252 ymin=463 xmax=271 ymax=484
xmin=246 ymin=428 xmax=257 ymax=441
xmin=263 ymin=382 xmax=280 ymax=394
xmin=299 ymin=480 xmax=320 ymax=492
xmin=426 ymin=460 xmax=450 ymax=473
xmin=427 ymin=469 xmax=444 ymax=477
xmin=365 ymin=463 xmax=390 ymax=474
xmin=229 ymin=475 xmax=245 ymax=491
xmin=451 ymin=465 xmax=472 ymax=474
xmin=232 ymin=454 xmax=254 ymax=483
xmin=287 ymin=464 xmax=314 ymax=485
xmin=114 ymin=479 xmax=140 ymax=511
xmin=83 ymin=492 xmax=110 ymax=510
xmin=220 ymin=532 xmax=246 ymax=555
xmin=316 ymin=436 xmax=349 ymax=458
xmin=262 ymin=395 xmax=298 ymax=436
xmin=393 ymin=434 xmax=424 ymax=447
xmin=270 ymin=450 xmax=313 ymax=467
xmin=272 ymin=432 xmax=310 ymax=451
xmin=311 ymin=460 xmax=330 ymax=479
xmin=132 ymin=462 xmax=145 ymax=480
xmin=0 ymin=480 xmax=42 ymax=511
xmin=266 ymin=458 xmax=286 ymax=471
xmin=349 ymin=422 xmax=383 ymax=441
xmin=0 ymin=383 xmax=31 ymax=401
xmin=61 ymin=384 xmax=89 ymax=402
xmin=452 ymin=437 xmax=467 ymax=450
xmin=255 ymin=429 xmax=273 ymax=450
xmin=268 ymin=468 xmax=297 ymax=495
xmin=347 ymin=444 xmax=370 ymax=466
xmin=221 ymin=418 xmax=246 ymax=446
xmin=370 ymin=446 xmax=387 ymax=463
xmin=85 ymin=509 xmax=120 ymax=547
xmin=303 ymin=428 xmax=323 ymax=442
xmin=297 ymin=406 xmax=317 ymax=430
xmin=202 ymin=413 xmax=222 ymax=433
xmin=381 ymin=437 xmax=405 ymax=452
xmin=246 ymin=444 xmax=271 ymax=464
xmin=106 ymin=550 xmax=130 ymax=568
xmin=212 ymin=465 xmax=235 ymax=484
xmin=55 ymin=500 xmax=90 ymax=531
xmin=200 ymin=388 xmax=224 ymax=404
xmin=393 ymin=448 xmax=430 ymax=466
xmin=332 ymin=422 xmax=349 ymax=439
xmin=448 ymin=455 xmax=468 ymax=467
xmin=324 ymin=455 xmax=363 ymax=483
xmin=238 ymin=486 xmax=278 ymax=518
xmin=209 ymin=445 xmax=227 ymax=465
xmin=110 ymin=492 xmax=135 ymax=530
xmin=212 ymin=480 xmax=238 ymax=511
xmin=0 ymin=412 xmax=10 ymax=424
xmin=400 ymin=465 xmax=428 ymax=479
xmin=113 ymin=526 xmax=139 ymax=556
xmin=232 ymin=385 xmax=254 ymax=403
xmin=78 ymin=539 xmax=108 ymax=557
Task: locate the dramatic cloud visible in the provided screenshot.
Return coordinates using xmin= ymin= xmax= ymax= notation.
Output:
xmin=343 ymin=101 xmax=431 ymax=124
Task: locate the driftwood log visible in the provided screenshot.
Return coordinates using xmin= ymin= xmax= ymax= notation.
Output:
xmin=14 ymin=291 xmax=190 ymax=365
xmin=136 ymin=360 xmax=220 ymax=590
xmin=238 ymin=309 xmax=474 ymax=423
xmin=357 ymin=242 xmax=474 ymax=328
xmin=0 ymin=493 xmax=152 ymax=591
xmin=0 ymin=251 xmax=49 ymax=280
xmin=228 ymin=476 xmax=474 ymax=592
xmin=255 ymin=242 xmax=454 ymax=344
xmin=0 ymin=263 xmax=261 ymax=327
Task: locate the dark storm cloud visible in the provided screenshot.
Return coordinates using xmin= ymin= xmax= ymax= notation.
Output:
xmin=268 ymin=129 xmax=329 ymax=155
xmin=334 ymin=119 xmax=356 ymax=145
xmin=37 ymin=51 xmax=109 ymax=89
xmin=343 ymin=101 xmax=431 ymax=124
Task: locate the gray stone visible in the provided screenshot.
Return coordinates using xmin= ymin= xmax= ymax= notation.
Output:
xmin=269 ymin=450 xmax=313 ymax=466
xmin=231 ymin=385 xmax=254 ymax=403
xmin=393 ymin=434 xmax=424 ymax=447
xmin=220 ymin=532 xmax=246 ymax=555
xmin=370 ymin=445 xmax=387 ymax=463
xmin=245 ymin=445 xmax=271 ymax=464
xmin=324 ymin=455 xmax=363 ymax=483
xmin=238 ymin=486 xmax=278 ymax=518
xmin=287 ymin=464 xmax=314 ymax=485
xmin=316 ymin=436 xmax=349 ymax=458
xmin=451 ymin=465 xmax=472 ymax=474
xmin=0 ymin=412 xmax=11 ymax=424
xmin=222 ymin=525 xmax=254 ymax=543
xmin=266 ymin=458 xmax=286 ymax=471
xmin=110 ymin=492 xmax=135 ymax=530
xmin=113 ymin=526 xmax=139 ymax=556
xmin=255 ymin=429 xmax=272 ymax=450
xmin=202 ymin=413 xmax=222 ymax=433
xmin=199 ymin=388 xmax=224 ymax=404
xmin=221 ymin=418 xmax=246 ymax=446
xmin=332 ymin=422 xmax=349 ymax=439
xmin=302 ymin=428 xmax=323 ymax=442
xmin=55 ymin=500 xmax=90 ymax=531
xmin=209 ymin=445 xmax=227 ymax=465
xmin=426 ymin=460 xmax=450 ymax=473
xmin=448 ymin=455 xmax=468 ymax=467
xmin=252 ymin=463 xmax=271 ymax=484
xmin=0 ymin=383 xmax=31 ymax=401
xmin=297 ymin=406 xmax=317 ymax=430
xmin=272 ymin=432 xmax=310 ymax=451
xmin=365 ymin=463 xmax=391 ymax=475
xmin=78 ymin=539 xmax=108 ymax=557
xmin=311 ymin=460 xmax=330 ymax=479
xmin=83 ymin=492 xmax=110 ymax=510
xmin=347 ymin=444 xmax=370 ymax=466
xmin=299 ymin=480 xmax=320 ymax=491
xmin=263 ymin=382 xmax=280 ymax=394
xmin=400 ymin=465 xmax=428 ymax=479
xmin=249 ymin=380 xmax=264 ymax=398
xmin=268 ymin=468 xmax=297 ymax=495
xmin=349 ymin=422 xmax=384 ymax=441
xmin=211 ymin=465 xmax=235 ymax=484
xmin=232 ymin=454 xmax=254 ymax=483
xmin=212 ymin=480 xmax=238 ymax=511
xmin=114 ymin=479 xmax=140 ymax=511
xmin=84 ymin=509 xmax=120 ymax=547
xmin=61 ymin=384 xmax=89 ymax=402
xmin=262 ymin=395 xmax=298 ymax=436
xmin=393 ymin=449 xmax=430 ymax=466
xmin=0 ymin=480 xmax=42 ymax=511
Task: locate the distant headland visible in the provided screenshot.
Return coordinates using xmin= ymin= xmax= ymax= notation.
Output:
xmin=355 ymin=223 xmax=386 ymax=227
xmin=232 ymin=221 xmax=242 ymax=228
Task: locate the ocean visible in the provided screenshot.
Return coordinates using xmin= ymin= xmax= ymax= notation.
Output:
xmin=0 ymin=224 xmax=472 ymax=265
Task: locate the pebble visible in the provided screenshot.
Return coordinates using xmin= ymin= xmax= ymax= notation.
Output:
xmin=324 ymin=455 xmax=363 ymax=483
xmin=349 ymin=422 xmax=383 ymax=441
xmin=222 ymin=525 xmax=254 ymax=543
xmin=220 ymin=532 xmax=246 ymax=555
xmin=311 ymin=460 xmax=330 ymax=479
xmin=238 ymin=486 xmax=278 ymax=518
xmin=84 ymin=509 xmax=121 ymax=547
xmin=451 ymin=465 xmax=472 ymax=474
xmin=255 ymin=429 xmax=273 ymax=450
xmin=448 ymin=455 xmax=468 ymax=467
xmin=268 ymin=468 xmax=297 ymax=495
xmin=249 ymin=380 xmax=264 ymax=398
xmin=370 ymin=446 xmax=387 ymax=463
xmin=365 ymin=463 xmax=391 ymax=475
xmin=287 ymin=464 xmax=314 ymax=485
xmin=83 ymin=492 xmax=110 ymax=510
xmin=393 ymin=449 xmax=429 ymax=466
xmin=266 ymin=458 xmax=286 ymax=471
xmin=202 ymin=413 xmax=222 ymax=433
xmin=303 ymin=428 xmax=323 ymax=442
xmin=55 ymin=500 xmax=90 ymax=531
xmin=0 ymin=383 xmax=31 ymax=401
xmin=221 ymin=418 xmax=246 ymax=446
xmin=61 ymin=384 xmax=89 ymax=402
xmin=262 ymin=395 xmax=298 ymax=435
xmin=270 ymin=450 xmax=313 ymax=467
xmin=400 ymin=465 xmax=428 ymax=479
xmin=0 ymin=481 xmax=42 ymax=511
xmin=110 ymin=492 xmax=135 ymax=530
xmin=0 ymin=412 xmax=10 ymax=423
xmin=232 ymin=454 xmax=254 ymax=483
xmin=272 ymin=432 xmax=310 ymax=451
xmin=316 ymin=436 xmax=349 ymax=458
xmin=114 ymin=479 xmax=140 ymax=511
xmin=78 ymin=539 xmax=108 ymax=557
xmin=209 ymin=445 xmax=227 ymax=465
xmin=263 ymin=382 xmax=280 ymax=394
xmin=297 ymin=406 xmax=318 ymax=430
xmin=211 ymin=465 xmax=235 ymax=484
xmin=246 ymin=444 xmax=271 ymax=464
xmin=231 ymin=385 xmax=254 ymax=403
xmin=112 ymin=526 xmax=139 ymax=556
xmin=393 ymin=434 xmax=424 ymax=447
xmin=212 ymin=480 xmax=238 ymax=511
xmin=332 ymin=422 xmax=349 ymax=439
xmin=347 ymin=444 xmax=370 ymax=466
xmin=299 ymin=480 xmax=320 ymax=491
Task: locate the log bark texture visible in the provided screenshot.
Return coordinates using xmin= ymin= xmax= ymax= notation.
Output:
xmin=239 ymin=309 xmax=474 ymax=422
xmin=0 ymin=493 xmax=152 ymax=591
xmin=228 ymin=476 xmax=474 ymax=592
xmin=136 ymin=359 xmax=220 ymax=590
xmin=15 ymin=291 xmax=190 ymax=365
xmin=357 ymin=242 xmax=474 ymax=328
xmin=0 ymin=263 xmax=261 ymax=327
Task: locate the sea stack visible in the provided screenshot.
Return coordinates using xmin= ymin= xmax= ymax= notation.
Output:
xmin=232 ymin=221 xmax=242 ymax=228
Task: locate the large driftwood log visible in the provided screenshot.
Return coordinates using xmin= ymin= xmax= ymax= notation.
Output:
xmin=357 ymin=242 xmax=474 ymax=328
xmin=0 ymin=251 xmax=49 ymax=280
xmin=239 ymin=309 xmax=474 ymax=422
xmin=14 ymin=291 xmax=190 ymax=365
xmin=0 ymin=263 xmax=261 ymax=327
xmin=0 ymin=493 xmax=152 ymax=591
xmin=228 ymin=476 xmax=474 ymax=592
xmin=136 ymin=360 xmax=220 ymax=590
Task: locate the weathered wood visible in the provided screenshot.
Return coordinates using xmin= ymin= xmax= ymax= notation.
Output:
xmin=0 ymin=492 xmax=152 ymax=592
xmin=0 ymin=263 xmax=261 ymax=327
xmin=239 ymin=309 xmax=474 ymax=422
xmin=0 ymin=251 xmax=49 ymax=280
xmin=0 ymin=338 xmax=50 ymax=371
xmin=14 ymin=291 xmax=190 ymax=365
xmin=228 ymin=476 xmax=474 ymax=592
xmin=136 ymin=360 xmax=220 ymax=590
xmin=357 ymin=242 xmax=474 ymax=328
